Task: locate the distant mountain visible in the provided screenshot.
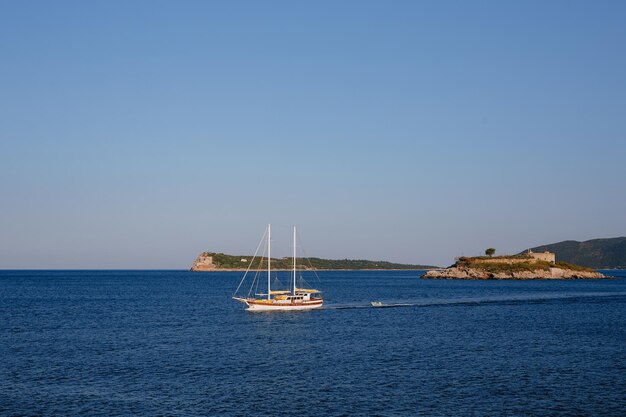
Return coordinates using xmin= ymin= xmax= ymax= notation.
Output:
xmin=523 ymin=237 xmax=626 ymax=269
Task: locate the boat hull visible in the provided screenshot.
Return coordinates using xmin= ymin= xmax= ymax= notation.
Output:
xmin=245 ymin=299 xmax=323 ymax=311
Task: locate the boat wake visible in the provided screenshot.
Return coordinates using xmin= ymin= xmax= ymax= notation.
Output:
xmin=323 ymin=291 xmax=626 ymax=310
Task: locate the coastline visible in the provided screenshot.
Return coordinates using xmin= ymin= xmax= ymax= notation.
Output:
xmin=191 ymin=268 xmax=432 ymax=272
xmin=421 ymin=267 xmax=606 ymax=280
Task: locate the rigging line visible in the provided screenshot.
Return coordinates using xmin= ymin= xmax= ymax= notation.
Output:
xmin=248 ymin=265 xmax=258 ymax=298
xmin=272 ymin=276 xmax=285 ymax=290
xmin=296 ymin=233 xmax=322 ymax=284
xmin=249 ymin=244 xmax=267 ymax=298
xmin=234 ymin=226 xmax=268 ymax=297
xmin=251 ymin=260 xmax=260 ymax=298
xmin=248 ymin=270 xmax=261 ymax=298
xmin=252 ymin=240 xmax=268 ymax=297
xmin=248 ymin=245 xmax=266 ymax=298
xmin=248 ymin=262 xmax=259 ymax=298
xmin=298 ymin=274 xmax=315 ymax=290
xmin=297 ymin=246 xmax=321 ymax=285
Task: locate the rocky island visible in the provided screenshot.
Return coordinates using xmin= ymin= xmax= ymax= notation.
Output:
xmin=422 ymin=250 xmax=605 ymax=280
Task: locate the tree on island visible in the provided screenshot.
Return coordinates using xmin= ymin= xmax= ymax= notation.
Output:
xmin=485 ymin=248 xmax=496 ymax=257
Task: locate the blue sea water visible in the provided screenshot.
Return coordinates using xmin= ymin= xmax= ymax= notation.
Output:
xmin=1 ymin=270 xmax=625 ymax=416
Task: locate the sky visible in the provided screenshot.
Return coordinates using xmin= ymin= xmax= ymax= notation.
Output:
xmin=1 ymin=0 xmax=625 ymax=268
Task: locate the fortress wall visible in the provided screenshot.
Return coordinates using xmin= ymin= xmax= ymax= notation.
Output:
xmin=191 ymin=253 xmax=216 ymax=271
xmin=472 ymin=257 xmax=536 ymax=264
xmin=528 ymin=252 xmax=556 ymax=263
xmin=471 ymin=252 xmax=556 ymax=264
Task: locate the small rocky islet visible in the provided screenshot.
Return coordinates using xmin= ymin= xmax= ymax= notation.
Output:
xmin=422 ymin=251 xmax=605 ymax=280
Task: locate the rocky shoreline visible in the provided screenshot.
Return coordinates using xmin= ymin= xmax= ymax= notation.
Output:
xmin=422 ymin=266 xmax=605 ymax=280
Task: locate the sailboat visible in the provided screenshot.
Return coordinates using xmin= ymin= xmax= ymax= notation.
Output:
xmin=232 ymin=224 xmax=323 ymax=311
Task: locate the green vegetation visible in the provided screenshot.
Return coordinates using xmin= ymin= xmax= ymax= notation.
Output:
xmin=553 ymin=261 xmax=594 ymax=272
xmin=458 ymin=254 xmax=531 ymax=262
xmin=485 ymin=248 xmax=496 ymax=257
xmin=204 ymin=252 xmax=436 ymax=270
xmin=454 ymin=256 xmax=594 ymax=274
xmin=463 ymin=260 xmax=552 ymax=274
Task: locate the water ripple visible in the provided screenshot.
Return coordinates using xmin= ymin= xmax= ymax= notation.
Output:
xmin=1 ymin=270 xmax=625 ymax=416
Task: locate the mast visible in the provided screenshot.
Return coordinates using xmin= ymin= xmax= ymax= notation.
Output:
xmin=267 ymin=224 xmax=271 ymax=300
xmin=292 ymin=225 xmax=296 ymax=295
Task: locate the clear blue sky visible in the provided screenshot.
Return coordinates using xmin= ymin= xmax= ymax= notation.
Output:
xmin=1 ymin=1 xmax=625 ymax=268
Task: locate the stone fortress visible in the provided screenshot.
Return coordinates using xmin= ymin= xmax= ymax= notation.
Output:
xmin=472 ymin=249 xmax=556 ymax=264
xmin=526 ymin=249 xmax=556 ymax=263
xmin=190 ymin=252 xmax=216 ymax=271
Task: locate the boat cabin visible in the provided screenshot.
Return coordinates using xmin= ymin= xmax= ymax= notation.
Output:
xmin=272 ymin=288 xmax=321 ymax=302
xmin=294 ymin=288 xmax=321 ymax=301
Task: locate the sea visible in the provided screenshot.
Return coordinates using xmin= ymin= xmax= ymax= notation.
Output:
xmin=1 ymin=270 xmax=625 ymax=416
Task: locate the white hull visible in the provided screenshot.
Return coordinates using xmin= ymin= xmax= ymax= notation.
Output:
xmin=234 ymin=298 xmax=323 ymax=311
xmin=247 ymin=302 xmax=323 ymax=311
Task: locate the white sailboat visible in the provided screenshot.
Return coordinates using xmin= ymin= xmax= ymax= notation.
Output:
xmin=232 ymin=224 xmax=323 ymax=311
